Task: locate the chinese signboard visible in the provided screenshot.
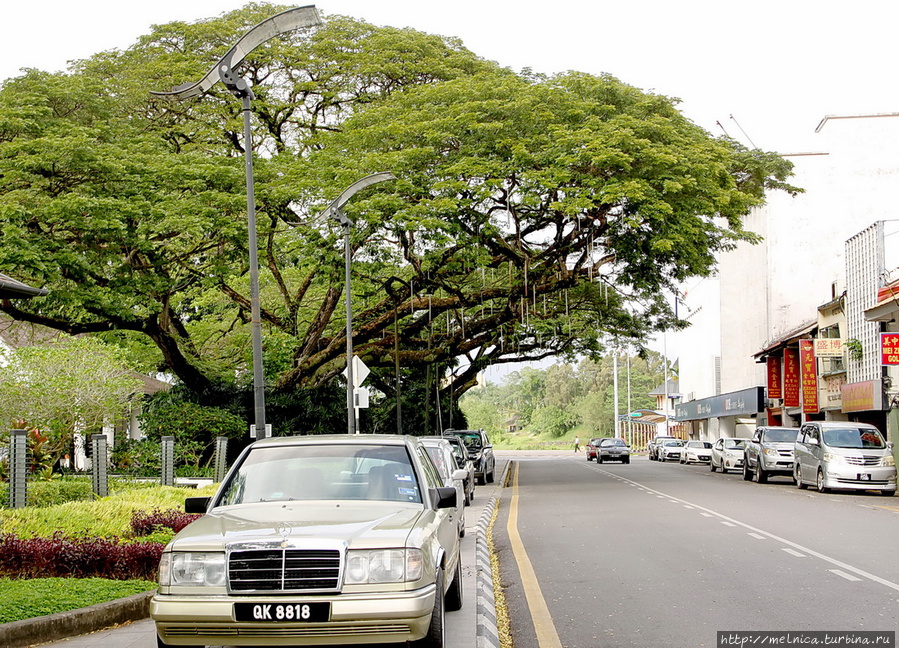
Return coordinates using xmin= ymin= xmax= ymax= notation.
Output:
xmin=881 ymin=333 xmax=899 ymax=365
xmin=783 ymin=347 xmax=800 ymax=408
xmin=841 ymin=380 xmax=884 ymax=412
xmin=814 ymin=338 xmax=843 ymax=357
xmin=766 ymin=357 xmax=782 ymax=399
xmin=799 ymin=340 xmax=819 ymax=414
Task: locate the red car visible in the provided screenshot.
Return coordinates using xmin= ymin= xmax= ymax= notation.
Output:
xmin=586 ymin=438 xmax=603 ymax=461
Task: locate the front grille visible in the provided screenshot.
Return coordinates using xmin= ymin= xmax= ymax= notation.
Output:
xmin=166 ymin=624 xmax=410 ymax=638
xmin=844 ymin=455 xmax=882 ymax=466
xmin=777 ymin=449 xmax=792 ymax=457
xmin=228 ymin=549 xmax=341 ymax=593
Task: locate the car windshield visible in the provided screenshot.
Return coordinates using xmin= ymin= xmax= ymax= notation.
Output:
xmin=663 ymin=440 xmax=684 ymax=447
xmin=822 ymin=427 xmax=887 ymax=449
xmin=217 ymin=444 xmax=422 ymax=505
xmin=686 ymin=442 xmax=702 ymax=448
xmin=765 ymin=429 xmax=798 ymax=443
xmin=602 ymin=439 xmax=626 ymax=446
xmin=454 ymin=433 xmax=482 ymax=451
xmin=724 ymin=439 xmax=746 ymax=449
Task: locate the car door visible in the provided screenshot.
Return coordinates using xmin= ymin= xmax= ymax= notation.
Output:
xmin=416 ymin=446 xmax=460 ymax=579
xmin=796 ymin=424 xmax=816 ymax=481
xmin=712 ymin=439 xmax=724 ymax=467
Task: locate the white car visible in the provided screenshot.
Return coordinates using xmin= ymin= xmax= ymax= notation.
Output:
xmin=421 ymin=438 xmax=468 ymax=537
xmin=710 ymin=438 xmax=748 ymax=474
xmin=657 ymin=439 xmax=685 ymax=462
xmin=680 ymin=440 xmax=713 ymax=464
xmin=151 ymin=434 xmax=463 ymax=648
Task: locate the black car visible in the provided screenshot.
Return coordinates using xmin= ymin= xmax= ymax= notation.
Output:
xmin=445 ymin=429 xmax=495 ymax=485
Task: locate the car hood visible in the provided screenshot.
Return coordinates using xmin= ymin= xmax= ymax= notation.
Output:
xmin=168 ymin=502 xmax=424 ymax=552
xmin=762 ymin=442 xmax=795 ymax=450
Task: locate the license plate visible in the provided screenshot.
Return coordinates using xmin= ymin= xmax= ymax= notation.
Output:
xmin=234 ymin=602 xmax=330 ymax=623
xmin=858 ymin=473 xmax=872 ymax=481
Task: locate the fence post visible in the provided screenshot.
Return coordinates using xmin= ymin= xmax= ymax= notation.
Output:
xmin=214 ymin=436 xmax=228 ymax=483
xmin=8 ymin=429 xmax=28 ymax=509
xmin=90 ymin=434 xmax=109 ymax=498
xmin=161 ymin=436 xmax=175 ymax=487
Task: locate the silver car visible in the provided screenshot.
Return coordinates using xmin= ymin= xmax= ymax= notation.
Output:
xmin=425 ymin=435 xmax=475 ymax=505
xmin=680 ymin=440 xmax=712 ymax=464
xmin=743 ymin=426 xmax=798 ymax=483
xmin=151 ymin=434 xmax=462 ymax=648
xmin=421 ymin=438 xmax=468 ymax=537
xmin=657 ymin=439 xmax=685 ymax=462
xmin=710 ymin=438 xmax=748 ymax=474
xmin=596 ymin=438 xmax=630 ymax=464
xmin=794 ymin=421 xmax=897 ymax=495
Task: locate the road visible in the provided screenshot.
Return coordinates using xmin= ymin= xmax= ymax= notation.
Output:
xmin=493 ymin=452 xmax=899 ymax=648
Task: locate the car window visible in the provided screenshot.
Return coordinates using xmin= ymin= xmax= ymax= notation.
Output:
xmin=217 ymin=444 xmax=422 ymax=505
xmin=764 ymin=428 xmax=798 ymax=443
xmin=822 ymin=427 xmax=886 ymax=449
xmin=416 ymin=446 xmax=444 ymax=489
xmin=453 ymin=432 xmax=483 ymax=451
xmin=424 ymin=446 xmax=450 ymax=481
xmin=724 ymin=439 xmax=746 ymax=449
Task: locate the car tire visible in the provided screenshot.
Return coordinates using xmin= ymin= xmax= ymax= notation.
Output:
xmin=487 ymin=467 xmax=495 ymax=483
xmin=445 ymin=558 xmax=463 ymax=612
xmin=879 ymin=489 xmax=895 ymax=497
xmin=477 ymin=474 xmax=486 ymax=486
xmin=710 ymin=462 xmax=717 ymax=472
xmin=721 ymin=466 xmax=728 ymax=474
xmin=816 ymin=469 xmax=829 ymax=494
xmin=754 ymin=463 xmax=767 ymax=484
xmin=412 ymin=569 xmax=446 ymax=648
xmin=742 ymin=462 xmax=752 ymax=481
xmin=795 ymin=464 xmax=806 ymax=489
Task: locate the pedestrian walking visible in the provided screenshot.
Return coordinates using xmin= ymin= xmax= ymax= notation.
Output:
xmin=574 ymin=435 xmax=580 ymax=453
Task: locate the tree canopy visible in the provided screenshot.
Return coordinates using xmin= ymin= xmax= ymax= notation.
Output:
xmin=0 ymin=3 xmax=797 ymax=418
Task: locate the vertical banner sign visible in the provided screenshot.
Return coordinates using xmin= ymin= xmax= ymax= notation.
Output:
xmin=799 ymin=339 xmax=819 ymax=414
xmin=881 ymin=332 xmax=899 ymax=365
xmin=767 ymin=357 xmax=782 ymax=399
xmin=783 ymin=348 xmax=800 ymax=408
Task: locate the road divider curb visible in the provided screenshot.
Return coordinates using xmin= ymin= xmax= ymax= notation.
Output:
xmin=476 ymin=460 xmax=512 ymax=648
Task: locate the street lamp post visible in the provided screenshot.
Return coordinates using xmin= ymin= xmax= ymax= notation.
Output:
xmin=151 ymin=6 xmax=322 ymax=439
xmin=317 ymin=173 xmax=396 ymax=434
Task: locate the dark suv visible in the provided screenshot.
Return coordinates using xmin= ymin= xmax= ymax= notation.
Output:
xmin=445 ymin=429 xmax=495 ymax=485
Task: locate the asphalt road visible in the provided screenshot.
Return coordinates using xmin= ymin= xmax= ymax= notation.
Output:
xmin=493 ymin=452 xmax=899 ymax=648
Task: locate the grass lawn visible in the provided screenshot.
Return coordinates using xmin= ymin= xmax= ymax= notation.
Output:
xmin=0 ymin=577 xmax=156 ymax=623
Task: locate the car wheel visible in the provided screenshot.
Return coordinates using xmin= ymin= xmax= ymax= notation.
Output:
xmin=879 ymin=489 xmax=895 ymax=497
xmin=477 ymin=474 xmax=486 ymax=486
xmin=721 ymin=466 xmax=728 ymax=474
xmin=597 ymin=454 xmax=604 ymax=464
xmin=795 ymin=464 xmax=806 ymax=489
xmin=710 ymin=462 xmax=716 ymax=472
xmin=486 ymin=466 xmax=495 ymax=483
xmin=445 ymin=558 xmax=463 ymax=612
xmin=754 ymin=462 xmax=767 ymax=484
xmin=624 ymin=458 xmax=630 ymax=464
xmin=816 ymin=469 xmax=829 ymax=494
xmin=742 ymin=462 xmax=752 ymax=481
xmin=412 ymin=569 xmax=446 ymax=648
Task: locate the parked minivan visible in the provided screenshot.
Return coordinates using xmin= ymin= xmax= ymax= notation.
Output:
xmin=794 ymin=421 xmax=897 ymax=496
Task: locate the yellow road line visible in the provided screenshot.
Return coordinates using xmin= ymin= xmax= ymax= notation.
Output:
xmin=506 ymin=462 xmax=563 ymax=648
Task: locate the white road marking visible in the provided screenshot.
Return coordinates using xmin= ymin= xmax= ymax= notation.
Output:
xmin=830 ymin=569 xmax=862 ymax=582
xmin=783 ymin=548 xmax=806 ymax=558
xmin=748 ymin=532 xmax=766 ymax=540
xmin=721 ymin=521 xmax=737 ymax=527
xmin=591 ymin=466 xmax=899 ymax=593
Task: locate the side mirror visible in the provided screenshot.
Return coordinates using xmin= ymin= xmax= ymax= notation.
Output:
xmin=185 ymin=496 xmax=210 ymax=514
xmin=807 ymin=437 xmax=819 ymax=446
xmin=432 ymin=487 xmax=457 ymax=509
xmin=452 ymin=469 xmax=468 ymax=482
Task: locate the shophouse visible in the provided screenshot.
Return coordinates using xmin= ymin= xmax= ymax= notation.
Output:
xmin=673 ymin=113 xmax=899 ymax=441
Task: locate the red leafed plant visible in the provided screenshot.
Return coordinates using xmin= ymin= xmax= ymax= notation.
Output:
xmin=130 ymin=508 xmax=202 ymax=536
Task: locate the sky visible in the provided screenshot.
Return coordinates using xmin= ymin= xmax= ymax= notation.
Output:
xmin=4 ymin=0 xmax=899 ymax=153
xmin=3 ymin=0 xmax=898 ymax=380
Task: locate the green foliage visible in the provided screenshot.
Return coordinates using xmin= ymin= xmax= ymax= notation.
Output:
xmin=0 ymin=483 xmax=218 ymax=538
xmin=24 ymin=477 xmax=95 ymax=507
xmin=0 ymin=577 xmax=155 ymax=623
xmin=0 ymin=5 xmax=796 ymax=419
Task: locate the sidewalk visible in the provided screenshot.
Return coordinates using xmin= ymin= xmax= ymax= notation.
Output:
xmin=10 ymin=457 xmax=512 ymax=648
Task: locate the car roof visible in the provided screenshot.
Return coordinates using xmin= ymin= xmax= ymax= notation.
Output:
xmin=247 ymin=434 xmax=414 ymax=448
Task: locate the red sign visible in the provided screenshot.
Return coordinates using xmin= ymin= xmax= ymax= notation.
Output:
xmin=766 ymin=357 xmax=782 ymax=399
xmin=783 ymin=348 xmax=800 ymax=408
xmin=799 ymin=339 xmax=819 ymax=414
xmin=882 ymin=333 xmax=899 ymax=365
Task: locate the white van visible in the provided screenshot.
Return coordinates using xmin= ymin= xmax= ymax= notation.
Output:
xmin=794 ymin=421 xmax=897 ymax=496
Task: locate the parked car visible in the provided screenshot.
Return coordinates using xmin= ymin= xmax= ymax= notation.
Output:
xmin=421 ymin=438 xmax=468 ymax=536
xmin=597 ymin=438 xmax=630 ymax=463
xmin=743 ymin=426 xmax=799 ymax=483
xmin=151 ymin=434 xmax=463 ymax=648
xmin=794 ymin=421 xmax=897 ymax=495
xmin=657 ymin=438 xmax=685 ymax=462
xmin=445 ymin=429 xmax=495 ymax=485
xmin=648 ymin=436 xmax=677 ymax=460
xmin=681 ymin=440 xmax=713 ymax=464
xmin=586 ymin=438 xmax=603 ymax=462
xmin=424 ymin=434 xmax=474 ymax=504
xmin=710 ymin=438 xmax=749 ymax=474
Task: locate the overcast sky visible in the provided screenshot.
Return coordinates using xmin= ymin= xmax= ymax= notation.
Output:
xmin=4 ymin=1 xmax=899 ymax=154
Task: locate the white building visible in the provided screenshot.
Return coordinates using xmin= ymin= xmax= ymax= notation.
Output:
xmin=673 ymin=113 xmax=899 ymax=441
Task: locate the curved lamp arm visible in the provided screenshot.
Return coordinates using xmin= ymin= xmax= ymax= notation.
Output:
xmin=320 ymin=172 xmax=398 ymax=225
xmin=150 ymin=5 xmax=322 ymax=100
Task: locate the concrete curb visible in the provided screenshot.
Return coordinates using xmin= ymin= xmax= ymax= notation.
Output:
xmin=475 ymin=460 xmax=512 ymax=648
xmin=0 ymin=589 xmax=154 ymax=648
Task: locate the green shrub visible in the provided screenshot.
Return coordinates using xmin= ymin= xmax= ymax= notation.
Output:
xmin=26 ymin=478 xmax=95 ymax=507
xmin=0 ymin=577 xmax=156 ymax=623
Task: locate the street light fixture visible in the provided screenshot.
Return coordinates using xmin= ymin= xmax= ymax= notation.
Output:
xmin=317 ymin=172 xmax=396 ymax=434
xmin=151 ymin=6 xmax=322 ymax=439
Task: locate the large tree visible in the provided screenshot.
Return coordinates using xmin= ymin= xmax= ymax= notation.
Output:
xmin=0 ymin=4 xmax=797 ymax=412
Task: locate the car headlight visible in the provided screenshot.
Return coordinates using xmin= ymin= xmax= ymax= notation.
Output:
xmin=822 ymin=452 xmax=844 ymax=464
xmin=344 ymin=549 xmax=423 ymax=584
xmin=763 ymin=447 xmax=779 ymax=457
xmin=882 ymin=454 xmax=895 ymax=467
xmin=159 ymin=552 xmax=226 ymax=587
